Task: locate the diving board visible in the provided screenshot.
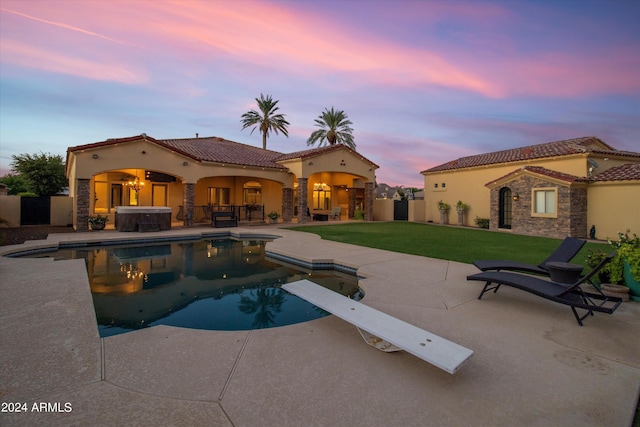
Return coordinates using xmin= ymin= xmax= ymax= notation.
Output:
xmin=282 ymin=280 xmax=473 ymax=374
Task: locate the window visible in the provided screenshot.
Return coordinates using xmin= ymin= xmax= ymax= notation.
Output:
xmin=532 ymin=188 xmax=557 ymax=217
xmin=243 ymin=181 xmax=262 ymax=205
xmin=312 ymin=183 xmax=331 ymax=209
xmin=208 ymin=187 xmax=230 ymax=205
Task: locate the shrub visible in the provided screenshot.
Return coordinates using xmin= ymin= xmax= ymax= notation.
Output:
xmin=475 ymin=216 xmax=490 ymax=229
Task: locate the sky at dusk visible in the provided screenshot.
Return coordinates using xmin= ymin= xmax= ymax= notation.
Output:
xmin=1 ymin=0 xmax=638 ymax=188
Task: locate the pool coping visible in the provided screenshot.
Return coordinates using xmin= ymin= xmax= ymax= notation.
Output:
xmin=1 ymin=226 xmax=639 ymax=426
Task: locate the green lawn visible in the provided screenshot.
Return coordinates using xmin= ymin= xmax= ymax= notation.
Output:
xmin=286 ymin=222 xmax=607 ymax=265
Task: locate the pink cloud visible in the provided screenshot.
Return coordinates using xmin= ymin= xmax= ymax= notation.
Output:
xmin=1 ymin=1 xmax=499 ymax=95
xmin=0 ymin=39 xmax=147 ymax=84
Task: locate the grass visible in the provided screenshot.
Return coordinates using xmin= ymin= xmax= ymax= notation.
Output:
xmin=287 ymin=222 xmax=607 ymax=265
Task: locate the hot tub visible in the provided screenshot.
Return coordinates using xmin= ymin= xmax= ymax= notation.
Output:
xmin=114 ymin=206 xmax=172 ymax=232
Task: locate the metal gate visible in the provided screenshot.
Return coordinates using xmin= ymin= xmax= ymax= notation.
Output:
xmin=394 ymin=199 xmax=408 ymax=221
xmin=21 ymin=197 xmax=51 ymax=225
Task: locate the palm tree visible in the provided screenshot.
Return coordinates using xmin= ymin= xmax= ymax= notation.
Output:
xmin=240 ymin=93 xmax=289 ymax=150
xmin=306 ymin=107 xmax=355 ymax=150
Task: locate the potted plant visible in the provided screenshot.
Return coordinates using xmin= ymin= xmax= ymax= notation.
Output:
xmin=585 ymin=248 xmax=629 ymax=300
xmin=456 ymin=201 xmax=467 ymax=226
xmin=607 ymin=231 xmax=640 ymax=301
xmin=88 ymin=214 xmax=108 ymax=230
xmin=437 ymin=200 xmax=450 ymax=225
xmin=267 ymin=211 xmax=280 ymax=224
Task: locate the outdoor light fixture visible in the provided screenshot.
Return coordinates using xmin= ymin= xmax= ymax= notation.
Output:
xmin=513 ymin=193 xmax=519 ymax=201
xmin=92 ymin=154 xmax=99 ymax=159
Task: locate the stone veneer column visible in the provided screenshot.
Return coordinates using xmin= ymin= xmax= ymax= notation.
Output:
xmin=282 ymin=188 xmax=293 ymax=222
xmin=297 ymin=178 xmax=308 ymax=223
xmin=364 ymin=182 xmax=374 ymax=221
xmin=348 ymin=188 xmax=356 ymax=219
xmin=76 ymin=179 xmax=90 ymax=231
xmin=183 ymin=183 xmax=195 ymax=227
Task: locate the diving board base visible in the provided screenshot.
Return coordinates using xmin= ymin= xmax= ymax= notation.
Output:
xmin=357 ymin=328 xmax=402 ymax=352
xmin=282 ymin=279 xmax=473 ymax=374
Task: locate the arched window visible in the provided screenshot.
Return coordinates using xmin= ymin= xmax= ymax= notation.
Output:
xmin=243 ymin=181 xmax=262 ymax=205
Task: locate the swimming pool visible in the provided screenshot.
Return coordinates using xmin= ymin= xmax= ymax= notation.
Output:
xmin=24 ymin=238 xmax=361 ymax=337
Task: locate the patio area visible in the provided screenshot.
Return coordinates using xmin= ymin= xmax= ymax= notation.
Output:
xmin=0 ymin=226 xmax=638 ymax=426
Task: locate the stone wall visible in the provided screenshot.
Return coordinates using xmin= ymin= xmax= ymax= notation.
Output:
xmin=490 ymin=175 xmax=587 ymax=238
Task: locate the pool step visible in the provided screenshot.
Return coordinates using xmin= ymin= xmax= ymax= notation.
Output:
xmin=282 ymin=280 xmax=473 ymax=374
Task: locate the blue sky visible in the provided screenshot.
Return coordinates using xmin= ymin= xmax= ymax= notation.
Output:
xmin=1 ymin=0 xmax=638 ymax=187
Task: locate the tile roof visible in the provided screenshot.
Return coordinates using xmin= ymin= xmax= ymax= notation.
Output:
xmin=486 ymin=166 xmax=585 ymax=187
xmin=68 ymin=134 xmax=379 ymax=170
xmin=421 ymin=136 xmax=639 ymax=174
xmin=68 ymin=134 xmax=289 ymax=169
xmin=591 ymin=163 xmax=640 ymax=181
xmin=276 ymin=144 xmax=379 ymax=168
xmin=161 ymin=136 xmax=287 ymax=169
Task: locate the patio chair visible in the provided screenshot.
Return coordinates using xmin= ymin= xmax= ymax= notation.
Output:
xmin=472 ymin=237 xmax=586 ymax=276
xmin=331 ymin=207 xmax=341 ymax=220
xmin=467 ymin=251 xmax=622 ymax=326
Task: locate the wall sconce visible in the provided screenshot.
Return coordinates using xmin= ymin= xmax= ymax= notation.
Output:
xmin=92 ymin=154 xmax=99 ymax=159
xmin=182 ymin=161 xmax=188 ymax=166
xmin=513 ymin=193 xmax=519 ymax=201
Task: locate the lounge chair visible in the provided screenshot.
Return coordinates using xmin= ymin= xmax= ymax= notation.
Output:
xmin=472 ymin=236 xmax=586 ymax=275
xmin=467 ymin=251 xmax=621 ymax=325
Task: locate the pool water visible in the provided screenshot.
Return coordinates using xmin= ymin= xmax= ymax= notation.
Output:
xmin=36 ymin=238 xmax=360 ymax=337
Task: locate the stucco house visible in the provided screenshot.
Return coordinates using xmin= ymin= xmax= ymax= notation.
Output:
xmin=66 ymin=134 xmax=379 ymax=231
xmin=421 ymin=136 xmax=640 ymax=239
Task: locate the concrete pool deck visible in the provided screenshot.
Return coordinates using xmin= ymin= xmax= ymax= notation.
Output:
xmin=0 ymin=226 xmax=638 ymax=426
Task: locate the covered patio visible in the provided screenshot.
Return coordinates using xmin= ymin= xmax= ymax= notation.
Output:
xmin=66 ymin=134 xmax=379 ymax=231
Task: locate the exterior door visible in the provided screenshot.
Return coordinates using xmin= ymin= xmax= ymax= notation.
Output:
xmin=499 ymin=187 xmax=512 ymax=229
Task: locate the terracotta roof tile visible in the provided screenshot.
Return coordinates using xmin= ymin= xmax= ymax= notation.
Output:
xmin=68 ymin=134 xmax=379 ymax=169
xmin=161 ymin=137 xmax=287 ymax=169
xmin=486 ymin=166 xmax=584 ymax=187
xmin=591 ymin=163 xmax=640 ymax=181
xmin=421 ymin=136 xmax=638 ymax=173
xmin=276 ymin=144 xmax=380 ymax=168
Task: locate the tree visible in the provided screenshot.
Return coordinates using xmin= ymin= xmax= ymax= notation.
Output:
xmin=10 ymin=152 xmax=67 ymax=196
xmin=306 ymin=107 xmax=355 ymax=150
xmin=240 ymin=93 xmax=289 ymax=150
xmin=0 ymin=173 xmax=29 ymax=195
